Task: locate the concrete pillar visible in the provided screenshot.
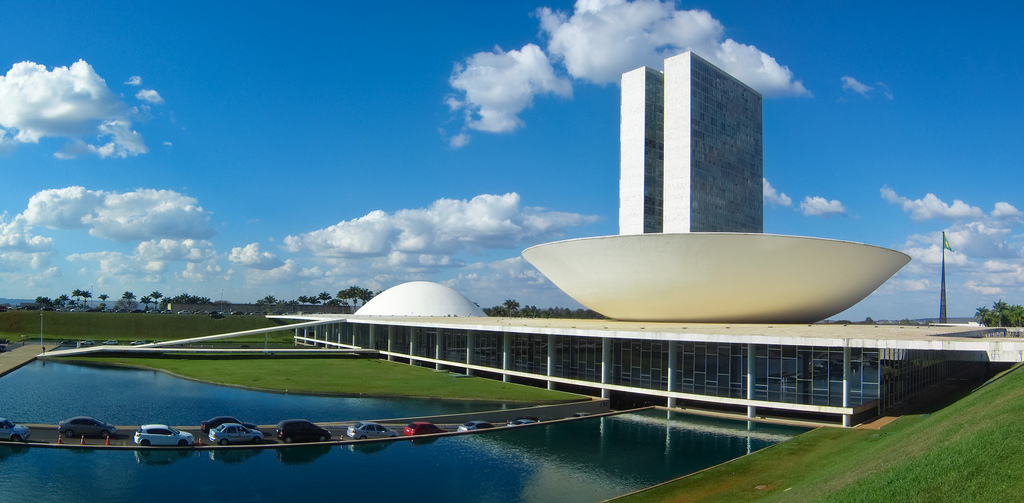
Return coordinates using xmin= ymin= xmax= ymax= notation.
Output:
xmin=601 ymin=337 xmax=612 ymax=399
xmin=368 ymin=325 xmax=376 ymax=350
xmin=667 ymin=340 xmax=678 ymax=408
xmin=435 ymin=330 xmax=443 ymax=370
xmin=547 ymin=334 xmax=556 ymax=390
xmin=747 ymin=343 xmax=756 ymax=419
xmin=410 ymin=327 xmax=418 ymax=357
xmin=502 ymin=332 xmax=512 ymax=383
xmin=466 ymin=331 xmax=476 ymax=376
xmin=387 ymin=326 xmax=395 ymax=361
xmin=843 ymin=346 xmax=852 ymax=427
xmin=351 ymin=323 xmax=357 ymax=346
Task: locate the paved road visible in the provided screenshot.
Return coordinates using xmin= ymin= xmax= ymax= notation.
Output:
xmin=0 ymin=343 xmax=42 ymax=377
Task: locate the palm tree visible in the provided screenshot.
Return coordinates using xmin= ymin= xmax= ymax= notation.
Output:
xmin=55 ymin=294 xmax=70 ymax=308
xmin=317 ymin=291 xmax=332 ymax=305
xmin=503 ymin=299 xmax=520 ymax=317
xmin=81 ymin=290 xmax=92 ymax=309
xmin=976 ymin=306 xmax=992 ymax=327
xmin=121 ymin=291 xmax=137 ymax=311
xmin=1007 ymin=305 xmax=1024 ymax=328
xmin=71 ymin=289 xmax=84 ymax=307
xmin=149 ymin=291 xmax=163 ymax=310
xmin=140 ymin=296 xmax=153 ymax=311
xmin=993 ymin=300 xmax=1010 ymax=327
xmin=296 ymin=295 xmax=310 ymax=305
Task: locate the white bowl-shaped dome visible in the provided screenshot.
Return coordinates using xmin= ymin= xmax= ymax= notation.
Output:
xmin=522 ymin=233 xmax=910 ymax=323
xmin=355 ymin=281 xmax=486 ymax=317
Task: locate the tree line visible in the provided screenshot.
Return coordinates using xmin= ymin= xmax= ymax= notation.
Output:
xmin=976 ymin=300 xmax=1024 ymax=327
xmin=482 ymin=299 xmax=605 ymax=319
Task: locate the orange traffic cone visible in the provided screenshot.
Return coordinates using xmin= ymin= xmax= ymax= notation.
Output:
xmin=80 ymin=435 xmax=85 ymax=445
xmin=105 ymin=436 xmax=110 ymax=446
xmin=57 ymin=435 xmax=63 ymax=444
xmin=196 ymin=437 xmax=202 ymax=446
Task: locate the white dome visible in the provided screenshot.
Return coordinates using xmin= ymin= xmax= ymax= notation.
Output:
xmin=355 ymin=281 xmax=486 ymax=317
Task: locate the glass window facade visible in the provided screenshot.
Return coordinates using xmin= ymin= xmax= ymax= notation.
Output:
xmin=343 ymin=323 xmax=987 ymax=418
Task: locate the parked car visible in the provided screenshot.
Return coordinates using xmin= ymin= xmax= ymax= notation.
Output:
xmin=0 ymin=344 xmax=6 ymax=353
xmin=58 ymin=416 xmax=118 ymax=438
xmin=0 ymin=418 xmax=30 ymax=442
xmin=129 ymin=340 xmax=148 ymax=346
xmin=404 ymin=421 xmax=446 ymax=436
xmin=200 ymin=416 xmax=259 ymax=433
xmin=102 ymin=340 xmax=119 ymax=345
xmin=346 ymin=421 xmax=399 ymax=440
xmin=457 ymin=420 xmax=495 ymax=432
xmin=208 ymin=423 xmax=264 ymax=445
xmin=80 ymin=340 xmax=95 ymax=347
xmin=275 ymin=419 xmax=331 ymax=443
xmin=506 ymin=416 xmax=539 ymax=426
xmin=134 ymin=425 xmax=194 ymax=447
xmin=58 ymin=340 xmax=74 ymax=346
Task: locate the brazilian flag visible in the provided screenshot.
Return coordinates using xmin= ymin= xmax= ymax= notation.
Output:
xmin=943 ymin=232 xmax=954 ymax=253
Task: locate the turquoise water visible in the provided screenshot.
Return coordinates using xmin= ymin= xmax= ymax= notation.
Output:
xmin=1 ymin=360 xmax=521 ymax=424
xmin=0 ymin=362 xmax=808 ymax=502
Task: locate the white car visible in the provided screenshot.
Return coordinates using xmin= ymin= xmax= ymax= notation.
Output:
xmin=134 ymin=424 xmax=194 ymax=447
xmin=208 ymin=423 xmax=264 ymax=445
xmin=346 ymin=421 xmax=399 ymax=440
xmin=0 ymin=418 xmax=30 ymax=442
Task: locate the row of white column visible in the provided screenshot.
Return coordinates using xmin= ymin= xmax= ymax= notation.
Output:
xmin=366 ymin=324 xmax=855 ymax=427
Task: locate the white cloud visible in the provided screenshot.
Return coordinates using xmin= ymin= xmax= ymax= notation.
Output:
xmin=228 ymin=243 xmax=284 ymax=270
xmin=763 ymin=178 xmax=792 ymax=207
xmin=537 ymin=0 xmax=810 ymax=96
xmin=881 ymin=186 xmax=986 ymax=222
xmin=21 ymin=186 xmax=215 ymax=242
xmin=0 ymin=60 xmax=148 ymax=158
xmin=0 ymin=213 xmax=52 ymax=253
xmin=799 ymin=196 xmax=846 ymax=217
xmin=876 ymin=82 xmax=893 ymax=100
xmin=135 ymin=89 xmax=164 ymax=104
xmin=841 ymin=76 xmax=872 ymax=97
xmin=125 ymin=76 xmax=142 ymax=86
xmin=448 ymin=43 xmax=572 ymax=137
xmin=284 ymin=193 xmax=598 ymax=259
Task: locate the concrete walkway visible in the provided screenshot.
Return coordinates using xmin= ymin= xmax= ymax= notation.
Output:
xmin=0 ymin=343 xmax=42 ymax=377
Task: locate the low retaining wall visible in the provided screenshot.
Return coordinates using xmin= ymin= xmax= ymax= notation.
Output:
xmin=353 ymin=398 xmax=611 ymax=427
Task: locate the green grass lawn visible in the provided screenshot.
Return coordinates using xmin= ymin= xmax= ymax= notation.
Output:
xmin=58 ymin=356 xmax=587 ymax=403
xmin=614 ymin=365 xmax=1024 ymax=502
xmin=0 ymin=310 xmax=293 ymax=343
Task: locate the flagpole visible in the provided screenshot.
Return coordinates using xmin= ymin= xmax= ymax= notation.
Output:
xmin=939 ymin=233 xmax=948 ymax=324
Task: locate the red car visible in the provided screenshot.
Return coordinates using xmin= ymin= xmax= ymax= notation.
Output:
xmin=404 ymin=422 xmax=446 ymax=436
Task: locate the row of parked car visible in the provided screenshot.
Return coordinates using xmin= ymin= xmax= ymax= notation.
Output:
xmin=0 ymin=414 xmax=548 ymax=446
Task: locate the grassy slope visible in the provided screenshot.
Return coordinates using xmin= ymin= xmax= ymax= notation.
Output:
xmin=60 ymin=357 xmax=586 ymax=403
xmin=0 ymin=311 xmax=291 ymax=342
xmin=618 ymin=365 xmax=1024 ymax=503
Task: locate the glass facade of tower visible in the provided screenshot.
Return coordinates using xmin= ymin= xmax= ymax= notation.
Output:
xmin=642 ymin=70 xmax=665 ymax=233
xmin=687 ymin=55 xmax=763 ymax=232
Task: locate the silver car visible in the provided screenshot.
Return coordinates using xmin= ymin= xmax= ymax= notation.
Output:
xmin=346 ymin=421 xmax=399 ymax=440
xmin=0 ymin=418 xmax=30 ymax=442
xmin=58 ymin=416 xmax=118 ymax=439
xmin=208 ymin=423 xmax=264 ymax=445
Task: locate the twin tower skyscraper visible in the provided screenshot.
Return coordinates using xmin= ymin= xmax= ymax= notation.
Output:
xmin=619 ymin=52 xmax=763 ymax=235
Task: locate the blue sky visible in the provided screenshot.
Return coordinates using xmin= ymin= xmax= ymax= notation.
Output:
xmin=1 ymin=0 xmax=1022 ymax=320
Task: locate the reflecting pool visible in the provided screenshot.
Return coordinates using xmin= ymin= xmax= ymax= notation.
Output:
xmin=0 ymin=361 xmax=809 ymax=502
xmin=1 ymin=361 xmax=522 ymax=424
xmin=0 ymin=410 xmax=806 ymax=503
